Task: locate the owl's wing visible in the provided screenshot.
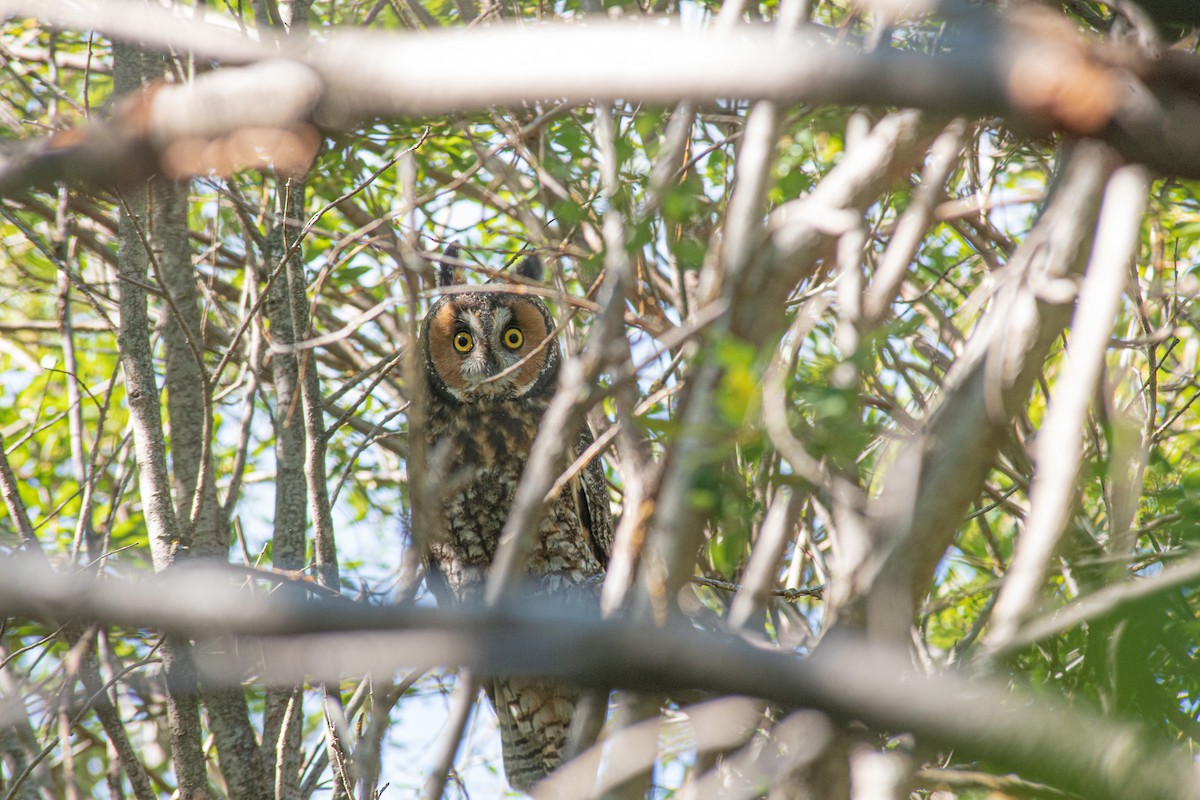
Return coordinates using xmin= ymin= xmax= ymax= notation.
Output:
xmin=570 ymin=425 xmax=613 ymax=567
xmin=421 ymin=554 xmax=456 ymax=607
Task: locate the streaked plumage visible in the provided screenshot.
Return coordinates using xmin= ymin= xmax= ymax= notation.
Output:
xmin=419 ymin=246 xmax=612 ymax=790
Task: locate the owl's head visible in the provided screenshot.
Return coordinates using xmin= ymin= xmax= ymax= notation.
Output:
xmin=421 ymin=246 xmax=561 ymax=404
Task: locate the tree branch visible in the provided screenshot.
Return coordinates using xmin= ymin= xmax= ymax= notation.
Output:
xmin=983 ymin=164 xmax=1149 ymax=651
xmin=5 ymin=2 xmax=1200 ymax=188
xmin=0 ymin=561 xmax=1197 ymax=800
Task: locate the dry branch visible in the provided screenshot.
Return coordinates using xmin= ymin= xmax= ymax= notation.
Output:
xmin=984 ymin=164 xmax=1149 ymax=651
xmin=861 ymin=140 xmax=1117 ymax=617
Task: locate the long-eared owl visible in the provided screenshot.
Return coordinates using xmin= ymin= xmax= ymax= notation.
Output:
xmin=420 ymin=245 xmax=613 ymax=791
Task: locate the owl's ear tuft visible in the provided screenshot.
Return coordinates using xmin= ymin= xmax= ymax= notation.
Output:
xmin=438 ymin=243 xmax=461 ymax=288
xmin=515 ymin=254 xmax=544 ymax=283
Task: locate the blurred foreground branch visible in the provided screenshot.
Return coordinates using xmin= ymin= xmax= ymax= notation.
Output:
xmin=0 ymin=559 xmax=1196 ymax=800
xmin=7 ymin=0 xmax=1200 ymax=188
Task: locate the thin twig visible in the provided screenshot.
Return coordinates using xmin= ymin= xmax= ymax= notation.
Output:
xmin=692 ymin=575 xmax=824 ymax=602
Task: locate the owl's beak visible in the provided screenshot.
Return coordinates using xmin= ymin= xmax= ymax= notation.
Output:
xmin=463 ymin=353 xmax=505 ymax=396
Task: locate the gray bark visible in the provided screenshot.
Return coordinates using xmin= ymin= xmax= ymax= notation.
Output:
xmin=265 ymin=219 xmax=310 ymax=573
xmin=261 ymin=220 xmax=310 ymax=800
xmin=158 ymin=180 xmax=224 ymax=558
xmin=279 ymin=185 xmax=340 ymax=593
xmin=152 ymin=171 xmax=270 ymax=799
xmin=113 ymin=39 xmax=212 ymax=800
xmin=258 ymin=3 xmax=319 ymax=794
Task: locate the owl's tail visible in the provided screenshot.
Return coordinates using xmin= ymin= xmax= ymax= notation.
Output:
xmin=488 ymin=677 xmax=583 ymax=791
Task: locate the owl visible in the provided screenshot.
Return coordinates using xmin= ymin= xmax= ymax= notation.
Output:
xmin=419 ymin=245 xmax=613 ymax=791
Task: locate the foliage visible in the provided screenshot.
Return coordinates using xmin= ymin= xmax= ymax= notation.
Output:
xmin=0 ymin=0 xmax=1199 ymax=798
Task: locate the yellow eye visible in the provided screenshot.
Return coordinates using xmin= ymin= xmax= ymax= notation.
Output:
xmin=502 ymin=327 xmax=524 ymax=350
xmin=453 ymin=331 xmax=474 ymax=353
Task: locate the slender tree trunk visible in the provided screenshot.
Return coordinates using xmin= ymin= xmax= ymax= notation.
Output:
xmin=112 ymin=40 xmax=214 ymax=800
xmin=262 ymin=219 xmax=309 ymax=800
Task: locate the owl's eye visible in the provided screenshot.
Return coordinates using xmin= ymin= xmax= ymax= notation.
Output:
xmin=453 ymin=331 xmax=474 ymax=353
xmin=502 ymin=327 xmax=524 ymax=350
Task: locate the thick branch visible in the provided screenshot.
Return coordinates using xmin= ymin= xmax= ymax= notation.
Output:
xmin=4 ymin=4 xmax=1200 ymax=185
xmin=0 ymin=562 xmax=1197 ymax=800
